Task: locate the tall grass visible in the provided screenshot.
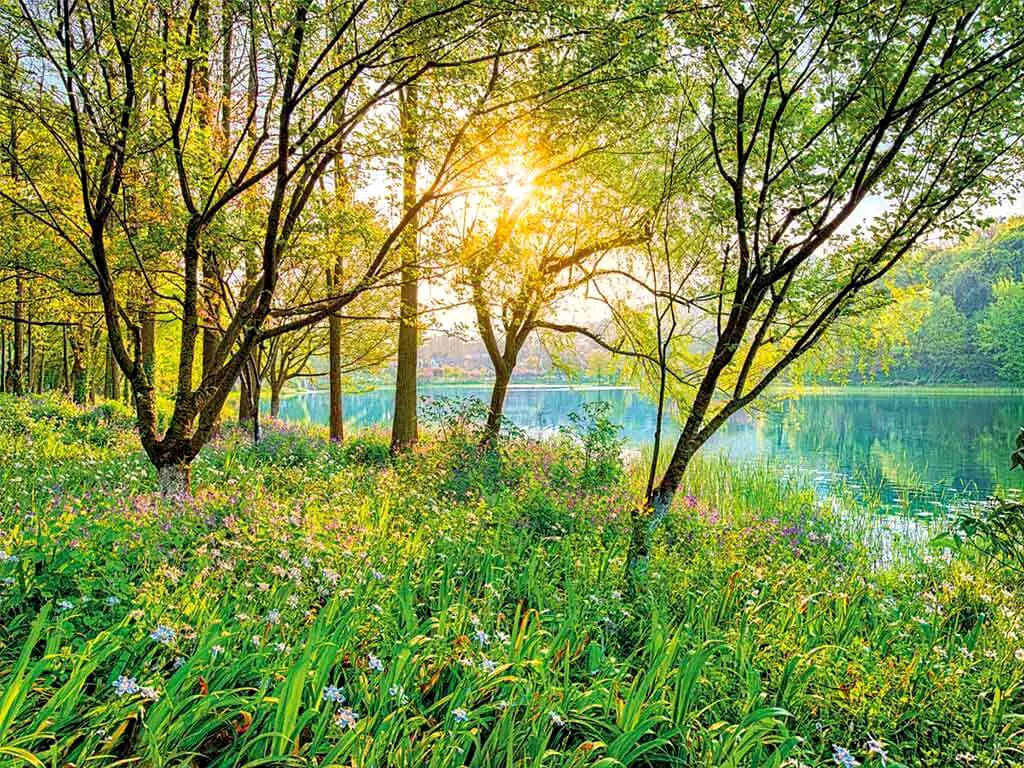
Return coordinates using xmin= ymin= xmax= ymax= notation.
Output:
xmin=1 ymin=394 xmax=1023 ymax=767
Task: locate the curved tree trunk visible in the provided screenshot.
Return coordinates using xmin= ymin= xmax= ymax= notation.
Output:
xmin=483 ymin=365 xmax=511 ymax=444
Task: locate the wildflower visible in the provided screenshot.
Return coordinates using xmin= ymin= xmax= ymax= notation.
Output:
xmin=265 ymin=609 xmax=281 ymax=625
xmin=549 ymin=711 xmax=565 ymax=727
xmin=956 ymin=753 xmax=977 ymax=764
xmin=57 ymin=599 xmax=74 ymax=611
xmin=322 ymin=685 xmax=346 ymax=704
xmin=334 ymin=708 xmax=359 ymax=730
xmin=473 ymin=629 xmax=490 ymax=646
xmin=106 ymin=596 xmax=120 ymax=606
xmin=274 ymin=642 xmax=288 ymax=652
xmin=113 ymin=675 xmax=140 ymax=696
xmin=210 ymin=645 xmax=224 ymax=658
xmin=251 ymin=635 xmax=262 ymax=647
xmin=0 ymin=550 xmax=16 ymax=563
xmin=452 ymin=708 xmax=468 ymax=722
xmin=1015 ymin=648 xmax=1024 ymax=662
xmin=496 ymin=630 xmax=510 ymax=643
xmin=480 ymin=658 xmax=498 ymax=673
xmin=371 ymin=569 xmax=386 ymax=581
xmin=139 ymin=686 xmax=160 ymax=702
xmin=389 ymin=684 xmax=408 ymax=704
xmin=173 ymin=656 xmax=186 ymax=669
xmin=150 ymin=625 xmax=176 ymax=644
xmin=832 ymin=745 xmax=860 ymax=768
xmin=368 ymin=653 xmax=384 ymax=672
xmin=866 ymin=738 xmax=887 ymax=765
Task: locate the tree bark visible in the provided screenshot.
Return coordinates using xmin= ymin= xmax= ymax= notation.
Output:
xmin=483 ymin=365 xmax=511 ymax=443
xmin=106 ymin=343 xmax=121 ymax=400
xmin=10 ymin=272 xmax=23 ymax=394
xmin=391 ymin=83 xmax=419 ymax=452
xmin=140 ymin=300 xmax=156 ymax=388
xmin=328 ymin=307 xmax=344 ymax=441
xmin=239 ymin=380 xmax=252 ymax=423
xmin=270 ymin=382 xmax=282 ymax=418
xmin=69 ymin=328 xmax=87 ymax=404
xmin=62 ymin=326 xmax=70 ymax=394
xmin=157 ymin=462 xmax=191 ymax=497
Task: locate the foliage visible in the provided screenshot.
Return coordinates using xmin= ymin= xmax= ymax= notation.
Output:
xmin=978 ymin=279 xmax=1024 ymax=384
xmin=559 ymin=400 xmax=625 ymax=488
xmin=820 ymin=220 xmax=1024 ymax=385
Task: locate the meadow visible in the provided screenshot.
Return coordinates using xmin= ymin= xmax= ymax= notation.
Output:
xmin=1 ymin=395 xmax=1022 ymax=768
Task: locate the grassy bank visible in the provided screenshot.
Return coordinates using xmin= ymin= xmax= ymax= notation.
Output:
xmin=1 ymin=395 xmax=1022 ymax=767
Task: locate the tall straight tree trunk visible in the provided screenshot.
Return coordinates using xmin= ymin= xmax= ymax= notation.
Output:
xmin=391 ymin=83 xmax=418 ymax=452
xmin=141 ymin=300 xmax=156 ymax=388
xmin=1 ymin=324 xmax=6 ymax=392
xmin=69 ymin=327 xmax=87 ymax=404
xmin=328 ymin=285 xmax=344 ymax=441
xmin=62 ymin=326 xmax=70 ymax=394
xmin=106 ymin=344 xmax=121 ymax=400
xmin=10 ymin=275 xmax=22 ymax=394
xmin=36 ymin=348 xmax=45 ymax=393
xmin=4 ymin=48 xmax=22 ymax=396
xmin=196 ymin=0 xmax=220 ymax=386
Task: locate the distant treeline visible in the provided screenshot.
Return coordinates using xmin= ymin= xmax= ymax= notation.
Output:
xmin=818 ymin=219 xmax=1024 ymax=386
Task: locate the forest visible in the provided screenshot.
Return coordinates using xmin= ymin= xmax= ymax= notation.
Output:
xmin=2 ymin=1 xmax=1024 ymax=767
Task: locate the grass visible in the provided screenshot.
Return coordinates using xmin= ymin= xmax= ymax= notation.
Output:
xmin=1 ymin=393 xmax=1023 ymax=767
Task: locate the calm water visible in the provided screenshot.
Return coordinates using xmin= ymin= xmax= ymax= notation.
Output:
xmin=275 ymin=385 xmax=1024 ymax=513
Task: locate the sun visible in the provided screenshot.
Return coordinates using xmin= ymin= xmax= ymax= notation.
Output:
xmin=495 ymin=157 xmax=536 ymax=206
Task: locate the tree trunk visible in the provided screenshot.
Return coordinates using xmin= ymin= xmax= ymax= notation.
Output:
xmin=140 ymin=300 xmax=156 ymax=388
xmin=106 ymin=344 xmax=121 ymax=400
xmin=270 ymin=382 xmax=282 ymax=418
xmin=391 ymin=83 xmax=418 ymax=452
xmin=626 ymin=434 xmax=700 ymax=592
xmin=36 ymin=348 xmax=45 ymax=393
xmin=483 ymin=366 xmax=511 ymax=443
xmin=62 ymin=326 xmax=70 ymax=394
xmin=328 ymin=309 xmax=344 ymax=441
xmin=239 ymin=379 xmax=252 ymax=423
xmin=157 ymin=462 xmax=192 ymax=497
xmin=70 ymin=328 xmax=87 ymax=404
xmin=11 ymin=272 xmax=23 ymax=394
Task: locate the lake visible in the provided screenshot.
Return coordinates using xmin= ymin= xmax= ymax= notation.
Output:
xmin=275 ymin=384 xmax=1024 ymax=514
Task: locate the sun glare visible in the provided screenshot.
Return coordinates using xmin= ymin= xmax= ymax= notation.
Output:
xmin=495 ymin=157 xmax=535 ymax=206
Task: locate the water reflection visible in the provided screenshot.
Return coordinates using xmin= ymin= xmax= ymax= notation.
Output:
xmin=274 ymin=385 xmax=1024 ymax=513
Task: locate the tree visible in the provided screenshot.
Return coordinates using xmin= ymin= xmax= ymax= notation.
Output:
xmin=600 ymin=0 xmax=1024 ymax=579
xmin=454 ymin=149 xmax=649 ymax=441
xmin=4 ymin=0 xmax=643 ymax=493
xmin=978 ymin=279 xmax=1024 ymax=383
